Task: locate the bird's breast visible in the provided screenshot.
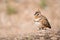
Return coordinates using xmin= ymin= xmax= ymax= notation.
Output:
xmin=34 ymin=18 xmax=42 ymax=26
xmin=34 ymin=21 xmax=42 ymax=27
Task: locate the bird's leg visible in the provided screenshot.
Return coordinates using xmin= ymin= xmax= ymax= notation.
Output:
xmin=39 ymin=28 xmax=42 ymax=30
xmin=42 ymin=27 xmax=44 ymax=30
xmin=44 ymin=27 xmax=47 ymax=30
xmin=39 ymin=27 xmax=44 ymax=30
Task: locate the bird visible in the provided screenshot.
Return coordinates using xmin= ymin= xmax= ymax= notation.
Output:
xmin=34 ymin=10 xmax=51 ymax=30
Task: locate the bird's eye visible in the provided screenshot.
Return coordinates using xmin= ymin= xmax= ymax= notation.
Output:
xmin=37 ymin=14 xmax=39 ymax=16
xmin=34 ymin=13 xmax=37 ymax=15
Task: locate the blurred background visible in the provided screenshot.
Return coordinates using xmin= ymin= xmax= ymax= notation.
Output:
xmin=0 ymin=0 xmax=60 ymax=39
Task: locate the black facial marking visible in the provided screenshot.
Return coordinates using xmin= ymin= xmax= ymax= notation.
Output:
xmin=37 ymin=13 xmax=39 ymax=15
xmin=34 ymin=12 xmax=40 ymax=15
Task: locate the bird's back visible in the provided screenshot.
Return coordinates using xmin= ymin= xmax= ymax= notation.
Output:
xmin=39 ymin=15 xmax=51 ymax=29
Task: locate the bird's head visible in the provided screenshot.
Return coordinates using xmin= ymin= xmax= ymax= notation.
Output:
xmin=34 ymin=11 xmax=41 ymax=19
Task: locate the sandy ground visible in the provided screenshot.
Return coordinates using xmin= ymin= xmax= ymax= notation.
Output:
xmin=0 ymin=0 xmax=60 ymax=40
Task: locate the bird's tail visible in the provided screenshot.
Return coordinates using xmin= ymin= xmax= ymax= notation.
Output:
xmin=48 ymin=25 xmax=51 ymax=29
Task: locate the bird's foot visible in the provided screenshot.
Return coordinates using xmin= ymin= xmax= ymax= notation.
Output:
xmin=39 ymin=27 xmax=47 ymax=30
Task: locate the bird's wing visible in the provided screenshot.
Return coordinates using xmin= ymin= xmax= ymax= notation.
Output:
xmin=41 ymin=17 xmax=51 ymax=28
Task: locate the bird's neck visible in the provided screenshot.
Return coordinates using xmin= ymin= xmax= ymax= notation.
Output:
xmin=34 ymin=15 xmax=42 ymax=21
